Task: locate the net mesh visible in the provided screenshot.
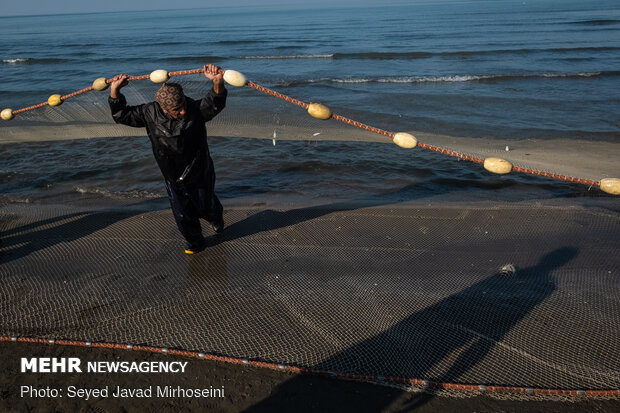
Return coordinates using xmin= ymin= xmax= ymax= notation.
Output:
xmin=1 ymin=81 xmax=385 ymax=143
xmin=1 ymin=74 xmax=620 ymax=398
xmin=1 ymin=201 xmax=619 ymax=396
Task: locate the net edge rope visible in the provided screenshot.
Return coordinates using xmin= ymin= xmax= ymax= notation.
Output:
xmin=2 ymin=336 xmax=618 ymax=399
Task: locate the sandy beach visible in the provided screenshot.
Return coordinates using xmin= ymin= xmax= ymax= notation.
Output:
xmin=2 ymin=0 xmax=620 ymax=410
xmin=1 ymin=197 xmax=619 ymax=411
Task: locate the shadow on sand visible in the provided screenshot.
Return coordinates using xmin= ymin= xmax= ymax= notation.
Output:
xmin=0 ymin=198 xmax=168 ymax=264
xmin=241 ymin=247 xmax=578 ymax=413
xmin=0 ymin=182 xmax=581 ymax=412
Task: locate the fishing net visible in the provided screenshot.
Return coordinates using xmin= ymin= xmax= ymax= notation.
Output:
xmin=1 ymin=70 xmax=619 ymax=193
xmin=1 ymin=69 xmax=619 ymax=399
xmin=1 ymin=201 xmax=619 ymax=398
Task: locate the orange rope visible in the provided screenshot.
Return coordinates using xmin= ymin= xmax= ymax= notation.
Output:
xmin=418 ymin=142 xmax=485 ymax=164
xmin=247 ymin=81 xmax=309 ymax=109
xmin=2 ymin=336 xmax=618 ymax=398
xmin=62 ymin=86 xmax=94 ymax=100
xmin=6 ymin=68 xmax=605 ymax=188
xmin=512 ymin=166 xmax=599 ymax=186
xmin=13 ymin=102 xmax=49 ymax=115
xmin=331 ymin=113 xmax=394 ymax=139
xmin=169 ymin=68 xmax=204 ymax=77
xmin=127 ymin=74 xmax=150 ymax=81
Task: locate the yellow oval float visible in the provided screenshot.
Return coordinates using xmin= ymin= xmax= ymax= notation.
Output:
xmin=393 ymin=132 xmax=417 ymax=149
xmin=484 ymin=157 xmax=512 ymax=174
xmin=150 ymin=69 xmax=169 ymax=84
xmin=1 ymin=108 xmax=14 ymax=121
xmin=223 ymin=70 xmax=247 ymax=87
xmin=307 ymin=103 xmax=331 ymax=120
xmin=92 ymin=77 xmax=109 ymax=91
xmin=48 ymin=94 xmax=63 ymax=107
xmin=600 ymin=178 xmax=620 ymax=195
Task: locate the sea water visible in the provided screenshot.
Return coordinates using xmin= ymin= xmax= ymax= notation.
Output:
xmin=1 ymin=0 xmax=619 ymax=204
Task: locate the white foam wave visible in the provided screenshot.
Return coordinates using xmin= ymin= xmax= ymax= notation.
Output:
xmin=310 ymin=72 xmax=605 ymax=84
xmin=243 ymin=54 xmax=334 ymax=59
xmin=3 ymin=58 xmax=29 ymax=64
xmin=74 ymin=186 xmax=160 ymax=199
xmin=336 ymin=78 xmax=374 ymax=83
xmin=321 ymin=75 xmax=493 ymax=84
xmin=541 ymin=72 xmax=601 ymax=78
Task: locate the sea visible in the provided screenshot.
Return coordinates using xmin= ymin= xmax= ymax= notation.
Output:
xmin=1 ymin=0 xmax=619 ymax=206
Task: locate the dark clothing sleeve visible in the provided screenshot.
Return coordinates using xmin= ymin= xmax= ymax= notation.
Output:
xmin=109 ymin=94 xmax=147 ymax=128
xmin=107 ymin=87 xmax=226 ymax=186
xmin=199 ymin=87 xmax=227 ymax=123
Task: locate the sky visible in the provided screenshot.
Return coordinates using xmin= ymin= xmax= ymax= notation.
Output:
xmin=1 ymin=0 xmax=407 ymax=17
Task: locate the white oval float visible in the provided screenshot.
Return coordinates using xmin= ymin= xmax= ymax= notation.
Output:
xmin=393 ymin=132 xmax=417 ymax=149
xmin=484 ymin=157 xmax=513 ymax=174
xmin=150 ymin=69 xmax=169 ymax=84
xmin=223 ymin=70 xmax=247 ymax=87
xmin=1 ymin=108 xmax=14 ymax=121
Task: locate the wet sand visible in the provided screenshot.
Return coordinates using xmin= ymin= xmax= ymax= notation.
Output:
xmin=1 ymin=197 xmax=619 ymax=411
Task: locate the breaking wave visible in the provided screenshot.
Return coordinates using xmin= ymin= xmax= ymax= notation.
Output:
xmin=234 ymin=47 xmax=620 ymax=61
xmin=3 ymin=58 xmax=68 ymax=64
xmin=74 ymin=186 xmax=161 ymax=199
xmin=242 ymin=54 xmax=335 ymax=59
xmin=332 ymin=47 xmax=620 ymax=59
xmin=279 ymin=71 xmax=618 ymax=86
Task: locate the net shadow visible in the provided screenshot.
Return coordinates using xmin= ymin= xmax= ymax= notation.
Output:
xmin=243 ymin=247 xmax=577 ymax=412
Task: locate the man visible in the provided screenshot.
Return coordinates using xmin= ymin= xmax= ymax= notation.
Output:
xmin=109 ymin=64 xmax=227 ymax=255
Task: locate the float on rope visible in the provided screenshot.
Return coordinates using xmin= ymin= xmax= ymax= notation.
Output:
xmin=484 ymin=157 xmax=513 ymax=175
xmin=307 ymin=103 xmax=332 ymax=120
xmin=600 ymin=178 xmax=620 ymax=195
xmin=149 ymin=69 xmax=170 ymax=84
xmin=47 ymin=94 xmax=63 ymax=107
xmin=222 ymin=70 xmax=247 ymax=87
xmin=393 ymin=132 xmax=417 ymax=149
xmin=1 ymin=108 xmax=14 ymax=121
xmin=146 ymin=68 xmax=248 ymax=87
xmin=92 ymin=77 xmax=109 ymax=91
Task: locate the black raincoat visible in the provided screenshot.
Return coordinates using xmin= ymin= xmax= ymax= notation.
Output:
xmin=108 ymin=88 xmax=227 ymax=187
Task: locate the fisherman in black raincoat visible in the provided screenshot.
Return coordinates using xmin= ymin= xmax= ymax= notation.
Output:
xmin=108 ymin=64 xmax=227 ymax=254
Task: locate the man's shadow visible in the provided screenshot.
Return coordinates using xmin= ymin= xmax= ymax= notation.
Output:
xmin=0 ymin=198 xmax=168 ymax=265
xmin=0 ymin=181 xmax=423 ymax=267
xmin=242 ymin=247 xmax=577 ymax=413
